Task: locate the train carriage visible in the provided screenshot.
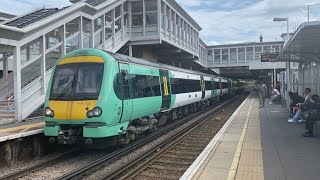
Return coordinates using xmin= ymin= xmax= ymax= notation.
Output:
xmin=44 ymin=48 xmax=242 ymax=146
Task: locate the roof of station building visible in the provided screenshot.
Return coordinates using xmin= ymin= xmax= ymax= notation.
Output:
xmin=276 ymin=21 xmax=320 ymax=63
xmin=3 ymin=8 xmax=64 ymax=28
xmin=207 ymin=41 xmax=284 ymax=49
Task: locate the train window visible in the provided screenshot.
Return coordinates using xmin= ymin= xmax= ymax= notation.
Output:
xmin=205 ymin=81 xmax=212 ymax=90
xmin=171 ymin=78 xmax=201 ymax=94
xmin=221 ymin=82 xmax=228 ymax=89
xmin=132 ymin=75 xmax=161 ymax=98
xmin=214 ymin=82 xmax=221 ymax=89
xmin=113 ymin=72 xmax=131 ymax=100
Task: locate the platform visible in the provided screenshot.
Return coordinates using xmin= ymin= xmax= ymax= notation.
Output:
xmin=0 ymin=118 xmax=44 ymax=142
xmin=181 ymin=92 xmax=320 ymax=180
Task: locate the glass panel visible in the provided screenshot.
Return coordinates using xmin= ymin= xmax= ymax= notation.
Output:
xmin=20 ymin=38 xmax=41 ymax=65
xmin=115 ymin=5 xmax=121 ymax=18
xmin=123 ymin=2 xmax=128 ymax=12
xmin=161 ymin=2 xmax=165 ymax=13
xmin=263 ymin=46 xmax=271 ymax=53
xmin=94 ymin=30 xmax=103 ymax=48
xmin=145 ymin=0 xmax=157 ymax=12
xmin=214 ymin=49 xmax=221 ymax=65
xmin=132 ymin=1 xmax=143 ymax=13
xmin=46 ymin=26 xmax=63 ymax=49
xmin=238 ymin=47 xmax=245 ymax=63
xmin=272 ymin=45 xmax=280 ymax=52
xmin=124 ymin=13 xmax=128 ymax=26
xmin=21 ymin=57 xmax=41 ymax=87
xmin=255 ymin=46 xmax=262 ymax=61
xmin=207 ymin=50 xmax=213 ymax=66
xmin=115 ymin=18 xmax=121 ymax=33
xmin=246 ymin=47 xmax=254 ymax=62
xmin=222 ymin=49 xmax=228 ymax=64
xmin=66 ymin=34 xmax=79 ymax=53
xmin=230 ymin=48 xmax=237 ymax=64
xmin=146 ymin=12 xmax=157 ymax=25
xmin=132 ymin=14 xmax=143 ymax=26
xmin=46 ymin=45 xmax=62 ymax=70
xmin=94 ymin=16 xmax=103 ymax=31
xmin=82 ymin=17 xmax=92 ymax=47
xmin=66 ymin=17 xmax=80 ymax=38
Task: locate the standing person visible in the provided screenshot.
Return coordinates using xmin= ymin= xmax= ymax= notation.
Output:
xmin=257 ymin=81 xmax=267 ymax=108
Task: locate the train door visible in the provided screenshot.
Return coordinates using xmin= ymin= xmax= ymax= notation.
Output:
xmin=159 ymin=69 xmax=171 ymax=111
xmin=119 ymin=63 xmax=133 ymax=122
xmin=200 ymin=75 xmax=205 ymax=100
xmin=219 ymin=79 xmax=222 ymax=95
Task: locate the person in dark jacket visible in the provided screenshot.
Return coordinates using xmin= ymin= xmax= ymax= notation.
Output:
xmin=288 ymin=91 xmax=305 ymax=117
xmin=303 ymin=94 xmax=320 ymax=137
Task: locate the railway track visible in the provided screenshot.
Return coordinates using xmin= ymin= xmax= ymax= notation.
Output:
xmin=57 ymin=96 xmax=242 ymax=180
xmin=1 ymin=95 xmax=245 ymax=180
xmin=0 ymin=149 xmax=80 ymax=180
xmin=99 ymin=96 xmax=245 ymax=180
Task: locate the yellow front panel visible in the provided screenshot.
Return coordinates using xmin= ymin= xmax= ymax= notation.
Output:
xmin=49 ymin=100 xmax=97 ymax=120
xmin=58 ymin=56 xmax=104 ymax=65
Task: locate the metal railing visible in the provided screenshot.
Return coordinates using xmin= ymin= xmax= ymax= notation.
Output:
xmin=0 ymin=95 xmax=14 ymax=120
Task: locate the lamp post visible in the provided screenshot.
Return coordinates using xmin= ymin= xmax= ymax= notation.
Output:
xmin=308 ymin=3 xmax=320 ymax=22
xmin=273 ymin=17 xmax=291 ymax=104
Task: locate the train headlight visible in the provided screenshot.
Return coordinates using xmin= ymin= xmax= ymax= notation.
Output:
xmin=44 ymin=107 xmax=54 ymax=117
xmin=86 ymin=107 xmax=102 ymax=118
xmin=92 ymin=107 xmax=102 ymax=117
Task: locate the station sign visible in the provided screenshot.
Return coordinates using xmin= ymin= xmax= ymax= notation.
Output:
xmin=260 ymin=53 xmax=279 ymax=62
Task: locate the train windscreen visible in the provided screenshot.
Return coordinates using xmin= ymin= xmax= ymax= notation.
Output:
xmin=50 ymin=63 xmax=103 ymax=101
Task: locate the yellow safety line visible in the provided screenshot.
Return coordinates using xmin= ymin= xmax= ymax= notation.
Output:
xmin=0 ymin=122 xmax=45 ymax=133
xmin=227 ymin=97 xmax=254 ymax=180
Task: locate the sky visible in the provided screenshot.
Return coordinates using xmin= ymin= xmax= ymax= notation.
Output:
xmin=0 ymin=0 xmax=320 ymax=45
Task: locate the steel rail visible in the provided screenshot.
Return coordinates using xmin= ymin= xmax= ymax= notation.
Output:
xmin=0 ymin=149 xmax=80 ymax=180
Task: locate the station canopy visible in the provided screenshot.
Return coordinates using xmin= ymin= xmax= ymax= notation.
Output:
xmin=276 ymin=21 xmax=320 ymax=63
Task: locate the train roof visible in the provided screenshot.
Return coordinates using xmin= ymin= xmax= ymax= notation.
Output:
xmin=105 ymin=51 xmax=230 ymax=80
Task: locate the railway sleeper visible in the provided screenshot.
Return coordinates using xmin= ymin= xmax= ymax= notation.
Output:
xmin=148 ymin=165 xmax=187 ymax=172
xmin=167 ymin=150 xmax=199 ymax=156
xmin=155 ymin=159 xmax=192 ymax=165
xmin=139 ymin=172 xmax=180 ymax=180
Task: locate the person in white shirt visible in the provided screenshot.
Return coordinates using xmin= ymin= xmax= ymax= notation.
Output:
xmin=270 ymin=88 xmax=280 ymax=104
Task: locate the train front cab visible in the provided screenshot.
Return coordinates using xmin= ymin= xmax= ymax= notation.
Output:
xmin=44 ymin=49 xmax=127 ymax=145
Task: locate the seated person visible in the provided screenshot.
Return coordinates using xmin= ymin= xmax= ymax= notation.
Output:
xmin=288 ymin=91 xmax=305 ymax=117
xmin=270 ymin=87 xmax=280 ymax=104
xmin=303 ymin=94 xmax=320 ymax=137
xmin=288 ymin=88 xmax=312 ymax=123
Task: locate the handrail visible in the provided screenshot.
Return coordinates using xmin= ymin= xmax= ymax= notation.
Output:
xmin=0 ymin=95 xmax=14 ymax=120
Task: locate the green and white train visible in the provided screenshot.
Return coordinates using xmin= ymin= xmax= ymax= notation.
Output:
xmin=44 ymin=48 xmax=243 ymax=145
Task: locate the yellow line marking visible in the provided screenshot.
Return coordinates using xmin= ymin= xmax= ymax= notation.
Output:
xmin=0 ymin=122 xmax=45 ymax=133
xmin=227 ymin=97 xmax=254 ymax=180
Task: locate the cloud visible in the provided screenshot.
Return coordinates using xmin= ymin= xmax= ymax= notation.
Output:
xmin=0 ymin=0 xmax=71 ymax=15
xmin=176 ymin=0 xmax=320 ymax=45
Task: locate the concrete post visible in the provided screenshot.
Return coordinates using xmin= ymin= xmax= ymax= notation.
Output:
xmin=79 ymin=16 xmax=83 ymax=49
xmin=13 ymin=46 xmax=22 ymax=121
xmin=40 ymin=35 xmax=46 ymax=95
xmin=3 ymin=53 xmax=8 ymax=78
xmin=298 ymin=63 xmax=303 ymax=95
xmin=129 ymin=45 xmax=132 ymax=57
xmin=102 ymin=14 xmax=106 ymax=50
xmin=62 ymin=24 xmax=66 ymax=55
xmin=91 ymin=19 xmax=95 ymax=48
